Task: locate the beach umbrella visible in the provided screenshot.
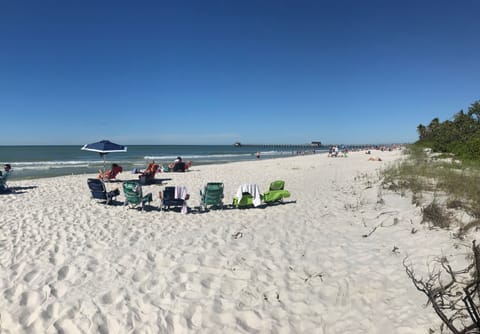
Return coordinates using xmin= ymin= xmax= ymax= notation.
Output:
xmin=81 ymin=140 xmax=127 ymax=170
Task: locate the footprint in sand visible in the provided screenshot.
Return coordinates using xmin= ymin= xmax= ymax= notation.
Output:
xmin=100 ymin=291 xmax=114 ymax=304
xmin=49 ymin=250 xmax=65 ymax=265
xmin=49 ymin=281 xmax=68 ymax=298
xmin=147 ymin=251 xmax=156 ymax=262
xmin=53 ymin=318 xmax=82 ymax=334
xmin=57 ymin=265 xmax=70 ymax=280
xmin=86 ymin=257 xmax=100 ymax=272
xmin=19 ymin=308 xmax=40 ymax=329
xmin=238 ymin=287 xmax=260 ymax=308
xmin=42 ymin=302 xmax=60 ymax=321
xmin=4 ymin=284 xmax=23 ymax=302
xmin=23 ymin=269 xmax=39 ymax=283
xmin=19 ymin=291 xmax=42 ymax=307
xmin=185 ymin=305 xmax=202 ymax=329
xmin=10 ymin=262 xmax=27 ymax=277
xmin=235 ymin=310 xmax=262 ymax=332
xmin=335 ymin=278 xmax=350 ymax=306
xmin=99 ymin=289 xmax=124 ymax=305
xmin=132 ymin=271 xmax=149 ymax=283
xmin=129 ymin=233 xmax=140 ymax=246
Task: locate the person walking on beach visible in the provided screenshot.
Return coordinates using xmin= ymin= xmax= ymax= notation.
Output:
xmin=256 ymin=151 xmax=260 ymax=159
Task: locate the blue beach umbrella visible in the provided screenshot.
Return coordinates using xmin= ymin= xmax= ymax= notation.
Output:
xmin=81 ymin=139 xmax=127 ymax=170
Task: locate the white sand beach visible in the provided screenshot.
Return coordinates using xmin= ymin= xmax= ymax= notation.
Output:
xmin=0 ymin=150 xmax=468 ymax=333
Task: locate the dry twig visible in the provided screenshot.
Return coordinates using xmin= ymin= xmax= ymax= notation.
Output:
xmin=404 ymin=241 xmax=480 ymax=333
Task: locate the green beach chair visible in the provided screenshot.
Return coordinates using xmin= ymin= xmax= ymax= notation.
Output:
xmin=232 ymin=193 xmax=254 ymax=208
xmin=123 ymin=181 xmax=153 ymax=210
xmin=232 ymin=184 xmax=262 ymax=208
xmin=200 ymin=182 xmax=224 ymax=211
xmin=262 ymin=180 xmax=291 ymax=204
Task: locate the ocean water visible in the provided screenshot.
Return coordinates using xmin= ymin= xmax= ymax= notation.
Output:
xmin=0 ymin=145 xmax=325 ymax=180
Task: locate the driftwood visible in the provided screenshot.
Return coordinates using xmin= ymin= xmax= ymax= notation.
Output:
xmin=404 ymin=241 xmax=480 ymax=333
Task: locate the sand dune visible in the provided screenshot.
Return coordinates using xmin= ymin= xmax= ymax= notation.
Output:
xmin=0 ymin=150 xmax=467 ymax=333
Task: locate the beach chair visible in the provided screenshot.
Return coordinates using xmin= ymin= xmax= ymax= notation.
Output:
xmin=232 ymin=184 xmax=262 ymax=208
xmin=87 ymin=178 xmax=120 ymax=205
xmin=262 ymin=180 xmax=291 ymax=204
xmin=123 ymin=181 xmax=153 ymax=210
xmin=0 ymin=179 xmax=9 ymax=194
xmin=200 ymin=182 xmax=224 ymax=211
xmin=161 ymin=186 xmax=189 ymax=213
xmin=233 ymin=193 xmax=254 ymax=208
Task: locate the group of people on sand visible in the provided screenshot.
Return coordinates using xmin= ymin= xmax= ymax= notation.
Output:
xmin=328 ymin=145 xmax=348 ymax=158
xmin=325 ymin=146 xmax=384 ymax=161
xmin=97 ymin=157 xmax=193 ymax=181
xmin=149 ymin=157 xmax=192 ymax=173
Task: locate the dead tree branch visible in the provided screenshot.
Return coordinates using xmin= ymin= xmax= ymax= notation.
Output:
xmin=404 ymin=241 xmax=480 ymax=334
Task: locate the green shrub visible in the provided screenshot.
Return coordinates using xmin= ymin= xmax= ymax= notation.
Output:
xmin=464 ymin=136 xmax=480 ymax=160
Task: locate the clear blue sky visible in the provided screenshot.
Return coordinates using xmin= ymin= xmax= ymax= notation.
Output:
xmin=1 ymin=0 xmax=479 ymax=145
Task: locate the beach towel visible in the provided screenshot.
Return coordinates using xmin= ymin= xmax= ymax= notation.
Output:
xmin=175 ymin=186 xmax=189 ymax=214
xmin=236 ymin=184 xmax=262 ymax=207
xmin=175 ymin=186 xmax=188 ymax=200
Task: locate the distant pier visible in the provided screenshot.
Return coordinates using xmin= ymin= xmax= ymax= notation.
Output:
xmin=234 ymin=141 xmax=322 ymax=148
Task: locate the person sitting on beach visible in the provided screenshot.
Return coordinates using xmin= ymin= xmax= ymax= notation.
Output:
xmin=1 ymin=164 xmax=12 ymax=182
xmin=327 ymin=146 xmax=333 ymax=157
xmin=140 ymin=160 xmax=159 ymax=178
xmin=184 ymin=160 xmax=192 ymax=171
xmin=168 ymin=156 xmax=182 ymax=168
xmin=168 ymin=157 xmax=187 ymax=172
xmin=0 ymin=164 xmax=12 ymax=193
xmin=98 ymin=163 xmax=123 ymax=181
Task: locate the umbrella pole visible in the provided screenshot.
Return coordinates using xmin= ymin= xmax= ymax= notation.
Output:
xmin=100 ymin=153 xmax=106 ymax=173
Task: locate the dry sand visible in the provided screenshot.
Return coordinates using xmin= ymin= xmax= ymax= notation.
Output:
xmin=0 ymin=150 xmax=470 ymax=333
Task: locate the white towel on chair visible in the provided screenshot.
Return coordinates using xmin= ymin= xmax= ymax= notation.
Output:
xmin=175 ymin=186 xmax=188 ymax=200
xmin=174 ymin=186 xmax=189 ymax=214
xmin=236 ymin=184 xmax=262 ymax=207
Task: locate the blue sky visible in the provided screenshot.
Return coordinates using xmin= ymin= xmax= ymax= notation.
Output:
xmin=1 ymin=0 xmax=479 ymax=145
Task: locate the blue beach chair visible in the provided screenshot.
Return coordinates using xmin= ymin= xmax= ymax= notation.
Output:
xmin=87 ymin=178 xmax=120 ymax=205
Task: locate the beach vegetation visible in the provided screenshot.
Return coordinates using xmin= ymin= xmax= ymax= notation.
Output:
xmin=382 ymin=105 xmax=480 ymax=222
xmin=385 ymin=99 xmax=480 ymax=332
xmin=421 ymin=200 xmax=451 ymax=229
xmin=382 ymin=145 xmax=480 ymax=228
xmin=416 ymin=100 xmax=480 ymax=162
